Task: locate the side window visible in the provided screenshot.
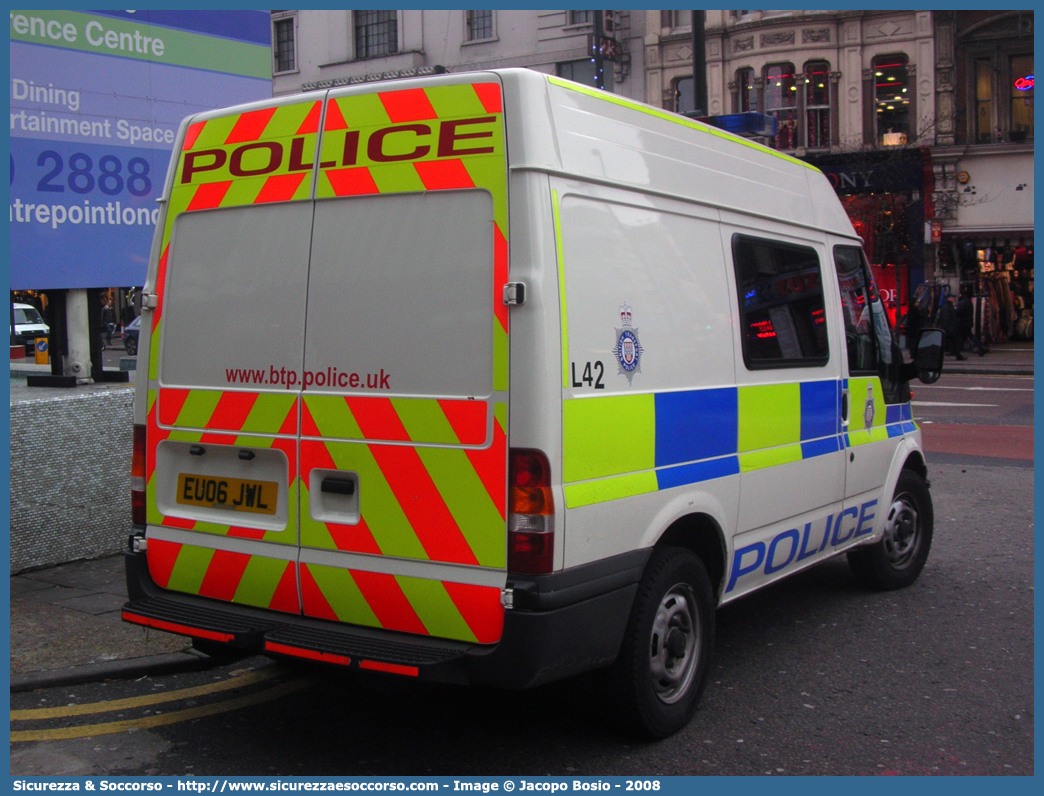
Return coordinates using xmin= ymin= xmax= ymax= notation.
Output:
xmin=833 ymin=246 xmax=896 ymax=389
xmin=732 ymin=235 xmax=829 ymax=369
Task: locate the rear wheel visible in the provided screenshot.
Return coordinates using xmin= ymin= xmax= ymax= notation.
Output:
xmin=124 ymin=337 xmax=137 ymax=356
xmin=609 ymin=546 xmax=714 ymax=738
xmin=848 ymin=469 xmax=933 ymax=590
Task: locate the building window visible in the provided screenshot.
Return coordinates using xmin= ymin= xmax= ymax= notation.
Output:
xmin=663 ymin=10 xmax=692 ymax=29
xmin=737 ymin=67 xmax=757 ymax=112
xmin=466 ymin=10 xmax=494 ymax=41
xmin=975 ymin=58 xmax=994 ymax=143
xmin=805 ymin=60 xmax=831 ymax=148
xmin=355 ymin=10 xmax=397 ymax=59
xmin=1010 ymin=54 xmax=1033 ymax=142
xmin=569 ymin=11 xmax=593 ymax=25
xmin=764 ymin=63 xmax=797 ymax=149
xmin=272 ymin=14 xmax=296 ymax=74
xmin=674 ymin=76 xmax=694 ymax=114
xmin=873 ymin=54 xmax=910 ymax=145
xmin=732 ymin=234 xmax=829 ymax=368
xmin=558 ymin=59 xmax=612 ymax=93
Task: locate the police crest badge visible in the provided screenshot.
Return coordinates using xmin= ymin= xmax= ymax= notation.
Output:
xmin=613 ymin=302 xmax=644 ymax=384
xmin=863 ymin=382 xmax=876 ymax=431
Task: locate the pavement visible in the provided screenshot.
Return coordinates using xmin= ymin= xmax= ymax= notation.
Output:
xmin=8 ymin=341 xmax=1034 ymax=694
xmin=939 ymin=340 xmax=1035 ymax=376
xmin=9 ymin=555 xmax=215 ymax=692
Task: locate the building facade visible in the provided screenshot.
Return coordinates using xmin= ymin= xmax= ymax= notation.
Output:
xmin=645 ymin=10 xmax=1033 ymax=339
xmin=270 ymin=10 xmax=646 ymax=101
xmin=646 ymin=10 xmax=938 ymax=150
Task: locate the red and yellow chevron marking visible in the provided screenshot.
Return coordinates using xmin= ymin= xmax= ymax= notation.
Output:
xmin=158 ymin=387 xmax=298 ymax=436
xmin=147 ymin=537 xmax=300 ymax=614
xmin=302 ymin=395 xmax=486 ymax=444
xmin=300 ymin=562 xmax=503 ymax=644
xmin=300 ymin=398 xmax=506 ymax=567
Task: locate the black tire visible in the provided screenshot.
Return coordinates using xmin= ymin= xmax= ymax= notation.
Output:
xmin=124 ymin=338 xmax=137 ymax=356
xmin=609 ymin=546 xmax=715 ymax=739
xmin=847 ymin=469 xmax=933 ymax=590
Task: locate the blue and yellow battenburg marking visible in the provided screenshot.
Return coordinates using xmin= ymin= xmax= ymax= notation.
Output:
xmin=563 ymin=379 xmax=914 ymax=509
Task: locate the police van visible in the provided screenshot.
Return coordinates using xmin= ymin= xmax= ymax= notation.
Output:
xmin=123 ymin=69 xmax=945 ymax=738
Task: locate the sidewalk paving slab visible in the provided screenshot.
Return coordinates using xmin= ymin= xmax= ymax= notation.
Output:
xmin=10 ymin=554 xmax=217 ymax=691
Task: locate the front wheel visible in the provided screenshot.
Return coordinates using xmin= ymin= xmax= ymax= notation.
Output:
xmin=847 ymin=469 xmax=933 ymax=590
xmin=124 ymin=337 xmax=137 ymax=356
xmin=609 ymin=546 xmax=715 ymax=738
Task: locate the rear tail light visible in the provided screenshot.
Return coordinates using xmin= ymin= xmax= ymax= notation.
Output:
xmin=132 ymin=423 xmax=146 ymax=526
xmin=508 ymin=448 xmax=554 ymax=574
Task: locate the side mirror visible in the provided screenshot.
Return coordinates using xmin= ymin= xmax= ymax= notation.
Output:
xmin=914 ymin=328 xmax=944 ymax=384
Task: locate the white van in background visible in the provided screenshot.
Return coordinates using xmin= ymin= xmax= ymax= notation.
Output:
xmin=10 ymin=302 xmax=49 ymax=344
xmin=122 ymin=69 xmax=945 ymax=737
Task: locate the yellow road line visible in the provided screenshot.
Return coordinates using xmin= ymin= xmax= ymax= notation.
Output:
xmin=11 ymin=679 xmax=311 ymax=742
xmin=11 ymin=668 xmax=281 ymax=721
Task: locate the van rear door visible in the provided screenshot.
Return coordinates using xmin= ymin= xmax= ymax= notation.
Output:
xmin=143 ymin=96 xmax=322 ymax=617
xmin=148 ymin=201 xmax=310 ymax=614
xmin=297 ymin=79 xmax=511 ymax=644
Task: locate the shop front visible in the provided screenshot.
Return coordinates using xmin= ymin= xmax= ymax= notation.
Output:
xmin=938 ymin=147 xmax=1033 ymax=343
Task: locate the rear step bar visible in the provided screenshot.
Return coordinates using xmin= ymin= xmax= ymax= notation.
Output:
xmin=122 ymin=597 xmax=471 ymax=680
xmin=123 ymin=552 xmax=473 ymax=682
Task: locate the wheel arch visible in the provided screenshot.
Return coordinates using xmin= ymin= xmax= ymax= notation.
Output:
xmin=902 ymin=448 xmax=928 ymax=481
xmin=653 ymin=512 xmax=727 ymax=605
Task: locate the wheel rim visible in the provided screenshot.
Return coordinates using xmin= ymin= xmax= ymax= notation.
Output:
xmin=648 ymin=583 xmax=701 ymax=705
xmin=882 ymin=491 xmax=921 ymax=569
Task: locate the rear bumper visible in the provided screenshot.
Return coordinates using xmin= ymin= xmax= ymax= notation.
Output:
xmin=123 ymin=546 xmax=649 ymax=688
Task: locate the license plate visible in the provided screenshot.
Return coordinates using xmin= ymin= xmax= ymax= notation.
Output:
xmin=176 ymin=474 xmax=278 ymax=515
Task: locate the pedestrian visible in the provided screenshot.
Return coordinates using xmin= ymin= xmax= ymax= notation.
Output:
xmin=937 ymin=294 xmax=963 ymax=360
xmin=100 ymin=296 xmax=116 ymax=347
xmin=904 ymin=301 xmax=922 ymax=359
xmin=956 ymin=286 xmax=987 ymax=356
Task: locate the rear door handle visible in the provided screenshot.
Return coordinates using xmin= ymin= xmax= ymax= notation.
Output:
xmin=841 ymin=390 xmax=849 ymax=423
xmin=321 ymin=477 xmax=355 ymax=496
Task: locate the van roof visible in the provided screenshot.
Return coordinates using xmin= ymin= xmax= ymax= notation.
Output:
xmin=497 ymin=69 xmax=858 ymax=240
xmin=176 ymin=68 xmax=858 ymax=241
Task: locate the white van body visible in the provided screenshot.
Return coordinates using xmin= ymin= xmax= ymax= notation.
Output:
xmin=123 ymin=69 xmax=935 ymax=737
